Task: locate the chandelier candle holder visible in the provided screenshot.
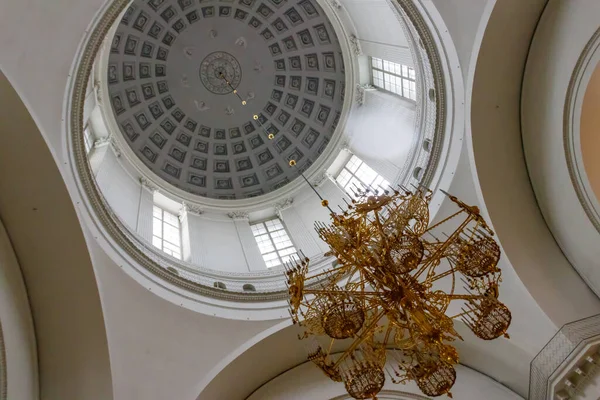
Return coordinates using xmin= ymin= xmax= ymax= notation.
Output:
xmin=285 ymin=163 xmax=511 ymax=399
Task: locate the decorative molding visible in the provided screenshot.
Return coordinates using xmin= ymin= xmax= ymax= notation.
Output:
xmin=66 ymin=0 xmax=447 ymax=304
xmin=563 ymin=27 xmax=600 ymax=235
xmin=228 ymin=211 xmax=249 ymax=221
xmin=348 ymin=34 xmax=362 ymax=56
xmin=556 ymin=350 xmax=600 ymax=399
xmin=273 ymin=198 xmax=294 ymax=217
xmin=139 ymin=177 xmax=159 ymax=193
xmin=339 ymin=140 xmax=351 ymax=152
xmin=93 ymin=79 xmax=102 ymax=104
xmin=355 ymin=84 xmax=375 ymax=106
xmin=327 ymin=0 xmax=342 ymax=10
xmin=387 ymin=0 xmax=448 ymax=191
xmin=109 ymin=134 xmax=121 ymax=157
xmin=312 ymin=172 xmax=331 ymax=187
xmin=0 ymin=321 xmax=6 ymax=400
xmin=530 ymin=314 xmax=600 ymax=399
xmin=93 ymin=136 xmax=110 ymax=148
xmin=182 ymin=202 xmax=204 ymax=216
xmin=355 ymin=85 xmax=366 ymax=106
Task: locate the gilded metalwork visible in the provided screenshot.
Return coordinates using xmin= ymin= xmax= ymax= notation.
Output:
xmin=286 ymin=186 xmax=511 ymax=399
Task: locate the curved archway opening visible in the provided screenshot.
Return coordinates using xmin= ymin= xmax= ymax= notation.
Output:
xmin=581 ymin=61 xmax=600 ymax=204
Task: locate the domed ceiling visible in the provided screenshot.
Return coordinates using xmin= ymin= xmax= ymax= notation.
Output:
xmin=107 ymin=0 xmax=346 ymax=199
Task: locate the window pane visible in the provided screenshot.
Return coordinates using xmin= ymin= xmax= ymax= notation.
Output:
xmin=346 ymin=155 xmax=362 ymax=173
xmin=163 ymin=211 xmax=179 ymax=226
xmin=337 ymin=155 xmax=390 ymax=198
xmin=370 ymin=59 xmax=417 ymax=101
xmin=151 ymin=205 xmax=181 ymax=259
xmin=251 ymin=223 xmax=267 ymax=236
xmin=278 ymin=247 xmax=297 ymax=257
xmin=163 ymin=225 xmax=180 ymax=246
xmin=337 ymin=169 xmax=351 ymax=187
xmin=251 ymin=217 xmax=296 ymax=268
xmin=263 ymin=252 xmax=279 ymax=262
xmin=355 ymin=163 xmax=377 ymax=185
xmin=409 ymin=68 xmax=416 ymax=80
xmin=153 ymin=217 xmax=162 ymax=238
xmin=265 ymin=219 xmax=284 ymax=232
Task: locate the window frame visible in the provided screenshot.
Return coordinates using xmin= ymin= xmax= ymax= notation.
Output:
xmin=152 ymin=205 xmax=182 ymax=260
xmin=370 ymin=57 xmax=417 ymax=101
xmin=250 ymin=217 xmax=297 ymax=268
xmin=83 ymin=124 xmax=95 ymax=155
xmin=335 ymin=154 xmax=391 ymax=198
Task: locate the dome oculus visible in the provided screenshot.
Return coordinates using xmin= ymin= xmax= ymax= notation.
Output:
xmin=107 ymin=0 xmax=346 ymax=200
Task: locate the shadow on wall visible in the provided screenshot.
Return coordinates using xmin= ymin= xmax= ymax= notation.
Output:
xmin=0 ymin=70 xmax=114 ymax=400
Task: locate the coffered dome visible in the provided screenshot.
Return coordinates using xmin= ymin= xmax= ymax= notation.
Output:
xmin=107 ymin=0 xmax=346 ymax=199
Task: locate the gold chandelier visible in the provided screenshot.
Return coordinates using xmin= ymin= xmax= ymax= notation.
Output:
xmin=284 ymin=173 xmax=511 ymax=399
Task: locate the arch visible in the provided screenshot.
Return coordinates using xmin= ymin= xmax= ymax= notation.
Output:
xmin=521 ymin=0 xmax=600 ymax=297
xmin=197 ymin=319 xmax=532 ymax=398
xmin=465 ymin=0 xmax=600 ymax=328
xmin=0 ymin=70 xmax=113 ymax=400
xmin=247 ymin=358 xmax=522 ymax=400
xmin=0 ymin=213 xmax=37 ymax=400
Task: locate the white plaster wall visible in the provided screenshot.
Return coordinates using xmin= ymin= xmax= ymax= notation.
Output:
xmin=248 ymin=359 xmax=523 ymax=400
xmin=428 ymin=0 xmax=490 ymax=82
xmin=431 ymin=142 xmax=555 ymax=395
xmin=435 ymin=0 xmax=600 ymax=329
xmin=522 ymin=0 xmax=600 ymax=298
xmin=0 ymin=70 xmax=114 ymax=400
xmin=0 ymin=0 xmax=597 ymax=398
xmin=189 ymin=213 xmax=248 ymax=273
xmin=0 ymin=219 xmax=38 ymax=400
xmin=290 ymin=178 xmax=348 ymax=254
xmin=86 ymin=230 xmax=280 ymax=400
xmin=346 ymin=90 xmax=416 ymax=184
xmin=341 ymin=0 xmax=413 ymax=67
xmin=95 ymin=147 xmax=141 ymax=230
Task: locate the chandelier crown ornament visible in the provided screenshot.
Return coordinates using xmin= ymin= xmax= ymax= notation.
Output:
xmin=284 ymin=170 xmax=511 ymax=399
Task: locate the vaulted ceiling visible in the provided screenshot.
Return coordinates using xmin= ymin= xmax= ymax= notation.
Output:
xmin=107 ymin=0 xmax=346 ymax=199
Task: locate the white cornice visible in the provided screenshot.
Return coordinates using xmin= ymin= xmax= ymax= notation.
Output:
xmin=228 ymin=211 xmax=250 ymax=221
xmin=65 ymin=0 xmax=449 ymax=315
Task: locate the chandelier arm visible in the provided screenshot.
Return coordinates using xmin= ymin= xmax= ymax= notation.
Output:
xmin=331 ymin=309 xmax=386 ymax=370
xmin=449 ymin=309 xmax=476 ymax=319
xmin=382 ymin=323 xmax=394 ymax=347
xmin=421 ymin=209 xmax=464 ymax=234
xmin=426 ymin=266 xmax=457 ymax=283
xmin=373 ymin=210 xmax=390 ymax=250
xmin=326 ymin=337 xmax=336 ymax=355
xmin=302 ymin=289 xmax=381 ymax=297
xmin=412 ymin=215 xmax=475 ymax=281
xmin=445 ymin=294 xmax=485 ymax=301
xmin=305 ymin=265 xmax=351 ymax=281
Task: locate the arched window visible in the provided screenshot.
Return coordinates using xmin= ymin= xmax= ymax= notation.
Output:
xmin=242 ymin=284 xmax=256 ymax=292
